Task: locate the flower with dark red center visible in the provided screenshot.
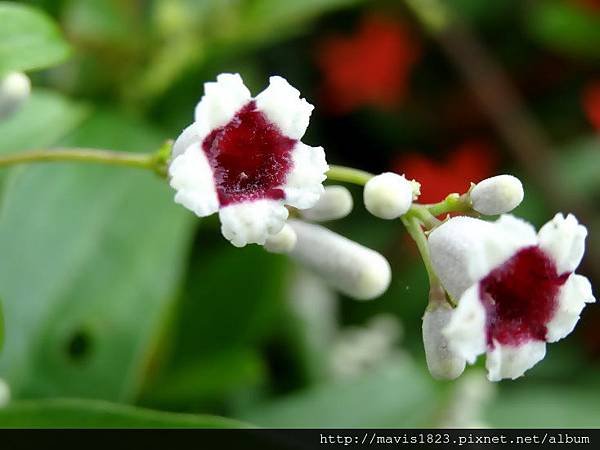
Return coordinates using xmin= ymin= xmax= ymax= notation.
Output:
xmin=315 ymin=14 xmax=420 ymax=114
xmin=168 ymin=74 xmax=328 ymax=247
xmin=428 ymin=214 xmax=595 ymax=381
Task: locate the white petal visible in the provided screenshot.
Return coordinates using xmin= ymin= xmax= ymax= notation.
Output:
xmin=194 ymin=73 xmax=251 ymax=141
xmin=168 ymin=142 xmax=219 ymax=217
xmin=546 ymin=274 xmax=595 ymax=343
xmin=429 ymin=215 xmax=536 ymax=300
xmin=283 ymin=142 xmax=328 ymax=209
xmin=255 ymin=76 xmax=314 ymax=139
xmin=423 ymin=303 xmax=467 ymax=380
xmin=171 ymin=123 xmax=200 ymax=159
xmin=485 ymin=340 xmax=546 ymax=381
xmin=219 ymin=199 xmax=288 ymax=247
xmin=538 ymin=213 xmax=587 ymax=274
xmin=288 ymin=219 xmax=391 ymax=300
xmin=300 ymin=185 xmax=353 ymax=222
xmin=443 ymin=284 xmax=487 ymax=364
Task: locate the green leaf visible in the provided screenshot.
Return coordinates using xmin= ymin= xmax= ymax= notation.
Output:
xmin=237 ymin=356 xmax=440 ymax=427
xmin=140 ymin=245 xmax=288 ymax=408
xmin=0 ymin=110 xmax=196 ymax=402
xmin=525 ymin=0 xmax=600 ymax=59
xmin=146 ymin=349 xmax=265 ymax=406
xmin=487 ymin=384 xmax=600 ymax=427
xmin=0 ymin=89 xmax=90 ymax=155
xmin=0 ymin=2 xmax=71 ymax=74
xmin=0 ymin=398 xmax=248 ymax=428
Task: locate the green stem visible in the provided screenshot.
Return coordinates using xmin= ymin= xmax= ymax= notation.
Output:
xmin=326 ymin=165 xmax=373 ymax=186
xmin=0 ymin=146 xmax=170 ymax=176
xmin=401 ymin=213 xmax=438 ymax=285
xmin=425 ymin=193 xmax=472 ymax=217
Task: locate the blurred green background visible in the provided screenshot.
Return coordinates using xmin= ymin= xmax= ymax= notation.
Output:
xmin=0 ymin=0 xmax=599 ymax=428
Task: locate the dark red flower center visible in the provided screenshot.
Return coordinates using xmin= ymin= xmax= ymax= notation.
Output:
xmin=202 ymin=101 xmax=296 ymax=206
xmin=480 ymin=246 xmax=570 ymax=348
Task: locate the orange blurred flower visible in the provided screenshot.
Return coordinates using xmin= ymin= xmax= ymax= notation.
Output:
xmin=315 ymin=14 xmax=420 ymax=114
xmin=393 ymin=139 xmax=498 ymax=204
xmin=582 ymin=81 xmax=600 ymax=131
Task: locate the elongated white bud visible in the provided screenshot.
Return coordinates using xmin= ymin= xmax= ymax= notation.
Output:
xmin=470 ymin=175 xmax=524 ymax=215
xmin=288 ymin=219 xmax=391 ymax=300
xmin=422 ymin=286 xmax=466 ymax=380
xmin=264 ymin=223 xmax=297 ymax=253
xmin=0 ymin=72 xmax=31 ymax=120
xmin=363 ymin=172 xmax=417 ymax=219
xmin=300 ymin=185 xmax=353 ymax=222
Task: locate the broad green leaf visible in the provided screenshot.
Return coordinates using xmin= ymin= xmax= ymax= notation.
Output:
xmin=487 ymin=384 xmax=600 ymax=427
xmin=0 ymin=110 xmax=195 ymax=401
xmin=140 ymin=245 xmax=288 ymax=408
xmin=237 ymin=356 xmax=440 ymax=427
xmin=0 ymin=398 xmax=248 ymax=428
xmin=525 ymin=1 xmax=600 ymax=59
xmin=146 ymin=349 xmax=265 ymax=407
xmin=0 ymin=89 xmax=89 ymax=154
xmin=0 ymin=2 xmax=71 ymax=74
xmin=0 ymin=299 xmax=4 ymax=350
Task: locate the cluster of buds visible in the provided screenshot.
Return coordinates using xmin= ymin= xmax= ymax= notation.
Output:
xmin=168 ymin=74 xmax=595 ymax=382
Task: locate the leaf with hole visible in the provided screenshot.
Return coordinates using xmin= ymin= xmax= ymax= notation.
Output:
xmin=0 ymin=109 xmax=196 ymax=401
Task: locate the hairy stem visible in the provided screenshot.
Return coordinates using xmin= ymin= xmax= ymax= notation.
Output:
xmin=401 ymin=214 xmax=438 ymax=285
xmin=0 ymin=145 xmax=171 ymax=176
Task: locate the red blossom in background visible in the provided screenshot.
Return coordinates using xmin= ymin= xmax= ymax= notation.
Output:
xmin=393 ymin=139 xmax=498 ymax=203
xmin=582 ymin=81 xmax=600 ymax=131
xmin=315 ymin=14 xmax=420 ymax=114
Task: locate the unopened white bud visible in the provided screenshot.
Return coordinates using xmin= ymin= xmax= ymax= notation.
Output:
xmin=363 ymin=172 xmax=416 ymax=219
xmin=300 ymin=185 xmax=353 ymax=222
xmin=470 ymin=175 xmax=524 ymax=215
xmin=288 ymin=219 xmax=391 ymax=300
xmin=422 ymin=292 xmax=466 ymax=380
xmin=0 ymin=72 xmax=31 ymax=120
xmin=264 ymin=223 xmax=297 ymax=253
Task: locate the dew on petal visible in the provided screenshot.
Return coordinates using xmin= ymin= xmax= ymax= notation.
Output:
xmin=479 ymin=246 xmax=570 ymax=348
xmin=202 ymin=101 xmax=296 ymax=206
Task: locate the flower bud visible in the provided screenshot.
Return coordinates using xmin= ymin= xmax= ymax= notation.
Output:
xmin=300 ymin=185 xmax=353 ymax=222
xmin=0 ymin=72 xmax=31 ymax=120
xmin=422 ymin=289 xmax=466 ymax=380
xmin=264 ymin=223 xmax=297 ymax=253
xmin=0 ymin=378 xmax=10 ymax=408
xmin=288 ymin=219 xmax=391 ymax=300
xmin=470 ymin=175 xmax=524 ymax=215
xmin=363 ymin=172 xmax=417 ymax=219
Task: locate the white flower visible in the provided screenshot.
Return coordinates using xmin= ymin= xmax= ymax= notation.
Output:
xmin=428 ymin=213 xmax=595 ymax=381
xmin=169 ymin=73 xmax=328 ymax=247
xmin=363 ymin=172 xmax=418 ymax=219
xmin=470 ymin=175 xmax=524 ymax=215
xmin=0 ymin=72 xmax=31 ymax=120
xmin=288 ymin=219 xmax=391 ymax=300
xmin=300 ymin=185 xmax=353 ymax=222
